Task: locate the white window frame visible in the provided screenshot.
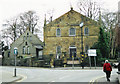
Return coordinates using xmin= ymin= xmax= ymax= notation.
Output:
xmin=56 ymin=28 xmax=61 ymax=37
xmin=56 ymin=46 xmax=61 ymax=59
xmin=39 ymin=51 xmax=43 ymax=59
xmin=23 ymin=46 xmax=25 ymax=54
xmin=27 ymin=46 xmax=30 ymax=54
xmin=69 ymin=28 xmax=76 ymax=36
xmin=84 ymin=27 xmax=89 ymax=36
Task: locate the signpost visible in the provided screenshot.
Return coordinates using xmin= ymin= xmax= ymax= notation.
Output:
xmin=72 ymin=52 xmax=74 ymax=69
xmin=88 ymin=49 xmax=97 ymax=69
xmin=14 ymin=47 xmax=18 ymax=77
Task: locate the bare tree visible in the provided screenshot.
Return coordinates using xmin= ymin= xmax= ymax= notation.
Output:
xmin=2 ymin=10 xmax=40 ymax=45
xmin=102 ymin=12 xmax=118 ymax=58
xmin=19 ymin=11 xmax=39 ymax=34
xmin=2 ymin=18 xmax=18 ymax=42
xmin=77 ymin=0 xmax=100 ymax=20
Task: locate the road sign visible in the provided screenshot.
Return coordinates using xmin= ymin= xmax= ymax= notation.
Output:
xmin=14 ymin=47 xmax=18 ymax=55
xmin=88 ymin=49 xmax=97 ymax=56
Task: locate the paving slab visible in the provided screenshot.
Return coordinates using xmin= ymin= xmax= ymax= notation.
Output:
xmin=93 ymin=74 xmax=119 ymax=84
xmin=1 ymin=70 xmax=23 ymax=84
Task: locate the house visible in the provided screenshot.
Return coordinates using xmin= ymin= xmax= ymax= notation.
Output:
xmin=0 ymin=48 xmax=2 ymax=66
xmin=43 ymin=7 xmax=100 ymax=67
xmin=3 ymin=28 xmax=44 ymax=66
xmin=0 ymin=36 xmax=2 ymax=65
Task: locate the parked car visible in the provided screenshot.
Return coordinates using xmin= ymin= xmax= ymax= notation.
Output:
xmin=113 ymin=62 xmax=119 ymax=68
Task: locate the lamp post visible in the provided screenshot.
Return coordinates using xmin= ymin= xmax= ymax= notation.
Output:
xmin=72 ymin=52 xmax=74 ymax=69
xmin=79 ymin=22 xmax=84 ymax=69
xmin=14 ymin=47 xmax=18 ymax=77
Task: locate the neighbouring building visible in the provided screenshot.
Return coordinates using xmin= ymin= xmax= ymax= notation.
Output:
xmin=0 ymin=35 xmax=2 ymax=65
xmin=0 ymin=47 xmax=2 ymax=66
xmin=3 ymin=28 xmax=44 ymax=66
xmin=43 ymin=8 xmax=100 ymax=67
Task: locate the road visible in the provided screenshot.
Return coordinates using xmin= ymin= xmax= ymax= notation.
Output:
xmin=1 ymin=66 xmax=118 ymax=83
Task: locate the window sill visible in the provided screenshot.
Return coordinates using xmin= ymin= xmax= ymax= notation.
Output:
xmin=69 ymin=35 xmax=76 ymax=36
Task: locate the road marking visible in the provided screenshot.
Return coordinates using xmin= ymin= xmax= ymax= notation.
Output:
xmin=59 ymin=75 xmax=70 ymax=80
xmin=89 ymin=73 xmax=117 ymax=84
xmin=16 ymin=73 xmax=27 ymax=82
xmin=48 ymin=81 xmax=55 ymax=84
xmin=89 ymin=75 xmax=105 ymax=84
xmin=2 ymin=69 xmax=27 ymax=82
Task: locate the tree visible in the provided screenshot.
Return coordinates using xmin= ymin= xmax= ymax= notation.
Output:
xmin=77 ymin=0 xmax=100 ymax=20
xmin=101 ymin=12 xmax=118 ymax=58
xmin=2 ymin=18 xmax=18 ymax=42
xmin=98 ymin=27 xmax=110 ymax=58
xmin=2 ymin=10 xmax=40 ymax=44
xmin=19 ymin=11 xmax=39 ymax=34
xmin=91 ymin=27 xmax=110 ymax=59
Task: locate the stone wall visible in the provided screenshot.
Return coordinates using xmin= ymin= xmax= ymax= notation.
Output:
xmin=43 ymin=9 xmax=100 ymax=67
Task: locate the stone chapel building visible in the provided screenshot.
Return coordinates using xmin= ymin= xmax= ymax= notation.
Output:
xmin=43 ymin=8 xmax=100 ymax=66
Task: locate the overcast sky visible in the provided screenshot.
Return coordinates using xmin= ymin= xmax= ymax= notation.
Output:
xmin=0 ymin=0 xmax=119 ymax=41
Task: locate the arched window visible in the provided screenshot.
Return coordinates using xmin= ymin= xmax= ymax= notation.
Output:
xmin=56 ymin=46 xmax=61 ymax=59
xmin=84 ymin=27 xmax=89 ymax=35
xmin=23 ymin=46 xmax=25 ymax=54
xmin=69 ymin=28 xmax=76 ymax=36
xmin=56 ymin=28 xmax=61 ymax=36
xmin=27 ymin=33 xmax=29 ymax=36
xmin=27 ymin=46 xmax=30 ymax=54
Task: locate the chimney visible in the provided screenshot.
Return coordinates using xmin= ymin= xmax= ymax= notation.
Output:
xmin=50 ymin=16 xmax=52 ymax=22
xmin=44 ymin=14 xmax=46 ymax=27
xmin=70 ymin=7 xmax=73 ymax=11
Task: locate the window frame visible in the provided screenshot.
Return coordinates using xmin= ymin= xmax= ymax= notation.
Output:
xmin=84 ymin=27 xmax=89 ymax=36
xmin=56 ymin=46 xmax=61 ymax=59
xmin=56 ymin=28 xmax=61 ymax=37
xmin=27 ymin=46 xmax=30 ymax=54
xmin=23 ymin=46 xmax=26 ymax=54
xmin=69 ymin=28 xmax=76 ymax=36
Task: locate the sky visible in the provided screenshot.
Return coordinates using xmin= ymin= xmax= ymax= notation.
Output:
xmin=0 ymin=0 xmax=120 ymax=41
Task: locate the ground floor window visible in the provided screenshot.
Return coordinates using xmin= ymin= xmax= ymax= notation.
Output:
xmin=39 ymin=51 xmax=43 ymax=59
xmin=56 ymin=46 xmax=61 ymax=59
xmin=23 ymin=46 xmax=25 ymax=54
xmin=69 ymin=46 xmax=76 ymax=58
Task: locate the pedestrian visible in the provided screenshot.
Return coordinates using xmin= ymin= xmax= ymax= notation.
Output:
xmin=103 ymin=60 xmax=112 ymax=82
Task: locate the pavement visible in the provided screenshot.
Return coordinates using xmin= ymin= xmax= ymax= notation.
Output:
xmin=1 ymin=70 xmax=23 ymax=84
xmin=117 ymin=71 xmax=120 ymax=84
xmin=91 ymin=74 xmax=119 ymax=84
xmin=52 ymin=67 xmax=103 ymax=70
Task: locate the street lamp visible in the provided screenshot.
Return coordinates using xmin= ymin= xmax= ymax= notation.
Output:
xmin=79 ymin=22 xmax=84 ymax=69
xmin=14 ymin=47 xmax=18 ymax=77
xmin=79 ymin=22 xmax=84 ymax=55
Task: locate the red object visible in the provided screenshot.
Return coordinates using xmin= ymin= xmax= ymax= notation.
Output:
xmin=103 ymin=63 xmax=112 ymax=71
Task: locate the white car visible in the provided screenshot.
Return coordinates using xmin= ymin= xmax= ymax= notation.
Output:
xmin=113 ymin=62 xmax=119 ymax=68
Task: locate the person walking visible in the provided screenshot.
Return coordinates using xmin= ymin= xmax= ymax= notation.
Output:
xmin=103 ymin=60 xmax=112 ymax=82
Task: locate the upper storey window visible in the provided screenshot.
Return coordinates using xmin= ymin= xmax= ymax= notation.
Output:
xmin=69 ymin=28 xmax=76 ymax=36
xmin=84 ymin=27 xmax=89 ymax=36
xmin=56 ymin=28 xmax=61 ymax=37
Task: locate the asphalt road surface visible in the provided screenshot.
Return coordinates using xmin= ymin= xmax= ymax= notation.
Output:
xmin=1 ymin=66 xmax=118 ymax=83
